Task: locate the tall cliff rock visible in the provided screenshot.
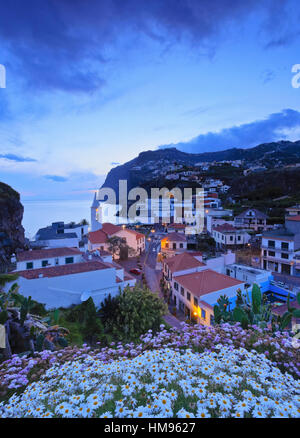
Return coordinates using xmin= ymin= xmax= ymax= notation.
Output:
xmin=0 ymin=182 xmax=25 ymax=271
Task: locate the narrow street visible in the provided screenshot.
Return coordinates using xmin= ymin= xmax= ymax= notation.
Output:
xmin=143 ymin=235 xmax=184 ymax=331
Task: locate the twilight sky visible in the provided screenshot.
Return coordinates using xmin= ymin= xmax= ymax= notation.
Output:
xmin=1 ymin=0 xmax=300 ymax=201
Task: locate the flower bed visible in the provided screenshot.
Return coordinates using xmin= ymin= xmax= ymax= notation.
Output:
xmin=1 ymin=346 xmax=299 ymax=418
xmin=0 ymin=323 xmax=299 ymax=404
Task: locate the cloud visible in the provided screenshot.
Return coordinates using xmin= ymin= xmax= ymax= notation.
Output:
xmin=159 ymin=109 xmax=300 ymax=153
xmin=0 ymin=153 xmax=36 ymax=162
xmin=44 ymin=175 xmax=68 ymax=182
xmin=0 ymin=0 xmax=294 ymax=93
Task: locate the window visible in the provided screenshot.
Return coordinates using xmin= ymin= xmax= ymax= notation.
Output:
xmin=180 ymin=286 xmax=184 ymax=296
xmin=174 ymin=282 xmax=178 ymax=291
xmin=263 ymin=250 xmax=267 ymax=256
xmin=26 ymin=262 xmax=33 ymax=270
xmin=281 ymin=253 xmax=289 ymax=259
xmin=194 ymin=297 xmax=198 ymax=307
xmin=230 ymin=236 xmax=233 ymax=241
xmin=201 ymin=308 xmax=206 ymax=320
xmin=268 ymin=240 xmax=275 ymax=248
xmin=281 ymin=242 xmax=289 ymax=250
xmin=173 ymin=243 xmax=176 ymax=249
xmin=65 ymin=257 xmax=74 ymax=264
xmin=268 ymin=251 xmax=275 ymax=257
xmin=55 ymin=258 xmax=59 ymax=265
xmin=186 ymin=292 xmax=191 ymax=301
xmin=237 ymin=235 xmax=241 ymax=241
xmin=41 ymin=260 xmax=48 ymax=267
xmin=179 ymin=243 xmax=183 ymax=248
xmin=165 ymin=242 xmax=169 ymax=248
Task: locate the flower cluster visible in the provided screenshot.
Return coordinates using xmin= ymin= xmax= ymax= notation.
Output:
xmin=1 ymin=345 xmax=299 ymax=418
xmin=0 ymin=323 xmax=299 ymax=403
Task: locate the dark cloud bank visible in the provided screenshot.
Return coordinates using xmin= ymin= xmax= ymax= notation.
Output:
xmin=0 ymin=0 xmax=298 ymax=93
xmin=159 ymin=109 xmax=300 ymax=153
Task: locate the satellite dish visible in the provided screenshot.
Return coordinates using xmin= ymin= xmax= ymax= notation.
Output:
xmin=81 ymin=290 xmax=91 ymax=302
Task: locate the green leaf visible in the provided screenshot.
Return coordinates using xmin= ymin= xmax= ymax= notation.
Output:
xmin=233 ymin=307 xmax=249 ymax=326
xmin=0 ymin=310 xmax=8 ymax=324
xmin=292 ymin=309 xmax=300 ymax=318
xmin=252 ymin=284 xmax=262 ymax=314
xmin=297 ymin=293 xmax=300 ymax=306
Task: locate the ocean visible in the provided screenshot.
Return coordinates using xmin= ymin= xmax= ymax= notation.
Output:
xmin=22 ymin=199 xmax=92 ymax=239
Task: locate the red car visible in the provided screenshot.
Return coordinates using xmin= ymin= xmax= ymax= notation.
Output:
xmin=129 ymin=268 xmax=141 ymax=275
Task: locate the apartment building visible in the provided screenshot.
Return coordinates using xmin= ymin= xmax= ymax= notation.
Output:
xmin=261 ymin=216 xmax=300 ymax=275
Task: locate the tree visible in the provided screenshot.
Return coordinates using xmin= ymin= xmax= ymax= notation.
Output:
xmin=80 ymin=219 xmax=89 ymax=226
xmin=107 ymin=236 xmax=135 ymax=260
xmin=64 ymin=297 xmax=104 ymax=344
xmin=101 ymin=284 xmax=168 ymax=342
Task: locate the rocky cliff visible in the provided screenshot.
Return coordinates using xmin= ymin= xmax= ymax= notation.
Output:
xmin=0 ymin=182 xmax=25 ymax=271
xmin=101 ymin=140 xmax=300 ymax=199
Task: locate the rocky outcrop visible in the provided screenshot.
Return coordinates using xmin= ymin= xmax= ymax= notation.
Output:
xmin=0 ymin=182 xmax=25 ymax=271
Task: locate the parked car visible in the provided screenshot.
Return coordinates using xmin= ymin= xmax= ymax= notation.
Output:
xmin=129 ymin=268 xmax=141 ymax=275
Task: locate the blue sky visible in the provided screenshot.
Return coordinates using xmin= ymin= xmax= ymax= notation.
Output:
xmin=1 ymin=0 xmax=300 ymax=201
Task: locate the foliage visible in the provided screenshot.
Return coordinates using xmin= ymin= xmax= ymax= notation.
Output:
xmin=214 ymin=285 xmax=300 ymax=332
xmin=0 ymin=321 xmax=299 ymax=404
xmin=0 ymin=274 xmax=19 ymax=288
xmin=107 ymin=236 xmax=135 ymax=260
xmin=100 ymin=285 xmax=167 ymax=342
xmin=1 ymin=345 xmax=299 ymax=418
xmin=63 ymin=298 xmax=104 ymax=345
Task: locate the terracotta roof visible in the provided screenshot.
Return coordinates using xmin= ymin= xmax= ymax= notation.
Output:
xmin=286 ymin=215 xmax=300 ymax=222
xmin=89 ymin=229 xmax=108 ymax=244
xmin=213 ymin=223 xmax=238 ymax=233
xmin=161 ymin=232 xmax=187 ymax=243
xmin=15 ymin=260 xmax=110 ymax=279
xmin=207 ymin=192 xmax=218 ymax=199
xmin=272 ymin=300 xmax=300 ymax=317
xmin=175 ymin=269 xmax=243 ymax=297
xmin=102 ymin=223 xmax=122 ymax=235
xmin=167 ymin=223 xmax=186 ymax=229
xmin=17 ymin=247 xmax=82 ymax=262
xmin=164 ymin=252 xmax=205 ymax=273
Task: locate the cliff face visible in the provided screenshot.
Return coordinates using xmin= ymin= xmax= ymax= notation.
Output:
xmin=101 ymin=141 xmax=300 ymax=199
xmin=0 ymin=182 xmax=25 ymax=271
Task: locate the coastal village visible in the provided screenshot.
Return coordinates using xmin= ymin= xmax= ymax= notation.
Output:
xmin=5 ymin=166 xmax=300 ymax=332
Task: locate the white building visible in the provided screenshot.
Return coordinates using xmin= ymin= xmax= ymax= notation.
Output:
xmin=261 ymin=215 xmax=300 ymax=276
xmin=161 ymin=233 xmax=188 ymax=256
xmin=11 ymin=247 xmax=135 ymax=309
xmin=88 ymin=222 xmax=145 ymax=257
xmin=212 ymin=224 xmax=250 ymax=248
xmin=162 ymin=252 xmax=244 ymax=326
xmin=33 ymin=221 xmax=88 ymax=249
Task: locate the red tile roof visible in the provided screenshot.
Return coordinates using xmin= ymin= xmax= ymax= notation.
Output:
xmin=89 ymin=223 xmax=123 ymax=244
xmin=161 ymin=232 xmax=187 ymax=243
xmin=167 ymin=223 xmax=186 ymax=229
xmin=15 ymin=260 xmax=111 ymax=279
xmin=88 ymin=229 xmax=108 ymax=244
xmin=207 ymin=192 xmax=218 ymax=199
xmin=175 ymin=269 xmax=243 ymax=297
xmin=213 ymin=223 xmax=237 ymax=233
xmin=164 ymin=252 xmax=205 ymax=273
xmin=271 ymin=300 xmax=300 ymax=317
xmin=286 ymin=215 xmax=300 ymax=221
xmin=17 ymin=247 xmax=82 ymax=262
xmin=102 ymin=223 xmax=122 ymax=235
